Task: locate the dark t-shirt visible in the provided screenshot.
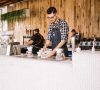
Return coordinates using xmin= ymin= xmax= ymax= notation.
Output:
xmin=30 ymin=33 xmax=44 ymax=48
xmin=75 ymin=33 xmax=81 ymax=44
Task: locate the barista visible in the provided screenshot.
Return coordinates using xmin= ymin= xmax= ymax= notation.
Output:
xmin=44 ymin=7 xmax=69 ymax=57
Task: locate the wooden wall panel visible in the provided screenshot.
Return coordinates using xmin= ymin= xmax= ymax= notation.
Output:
xmin=7 ymin=0 xmax=100 ymax=43
xmin=95 ymin=0 xmax=100 ymax=37
xmin=74 ymin=0 xmax=100 ymax=37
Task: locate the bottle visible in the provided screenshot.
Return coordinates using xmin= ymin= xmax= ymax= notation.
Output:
xmin=92 ymin=41 xmax=95 ymax=53
xmin=71 ymin=36 xmax=76 ymax=52
xmin=6 ymin=44 xmax=11 ymax=56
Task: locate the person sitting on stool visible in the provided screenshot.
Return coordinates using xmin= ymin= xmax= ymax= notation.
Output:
xmin=25 ymin=28 xmax=45 ymax=54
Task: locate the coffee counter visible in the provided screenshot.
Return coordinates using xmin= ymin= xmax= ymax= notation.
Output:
xmin=0 ymin=55 xmax=72 ymax=90
xmin=0 ymin=50 xmax=100 ymax=90
xmin=72 ymin=51 xmax=100 ymax=90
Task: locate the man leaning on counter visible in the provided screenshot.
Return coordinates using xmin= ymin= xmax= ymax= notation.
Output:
xmin=44 ymin=7 xmax=69 ymax=58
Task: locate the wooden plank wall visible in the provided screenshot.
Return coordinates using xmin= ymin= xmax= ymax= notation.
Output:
xmin=74 ymin=0 xmax=100 ymax=37
xmin=8 ymin=0 xmax=100 ymax=42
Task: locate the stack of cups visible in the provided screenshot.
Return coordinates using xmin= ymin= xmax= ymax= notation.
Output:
xmin=26 ymin=46 xmax=33 ymax=57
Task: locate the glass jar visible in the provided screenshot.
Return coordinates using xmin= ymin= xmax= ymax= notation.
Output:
xmin=56 ymin=52 xmax=63 ymax=60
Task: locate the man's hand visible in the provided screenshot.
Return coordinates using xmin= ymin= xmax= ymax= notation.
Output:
xmin=47 ymin=40 xmax=66 ymax=58
xmin=24 ymin=40 xmax=33 ymax=45
xmin=47 ymin=49 xmax=56 ymax=58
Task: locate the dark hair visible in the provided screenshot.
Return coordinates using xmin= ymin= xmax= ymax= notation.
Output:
xmin=71 ymin=29 xmax=76 ymax=33
xmin=47 ymin=7 xmax=57 ymax=14
xmin=34 ymin=28 xmax=39 ymax=33
xmin=71 ymin=29 xmax=76 ymax=36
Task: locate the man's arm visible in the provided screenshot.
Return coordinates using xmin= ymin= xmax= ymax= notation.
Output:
xmin=55 ymin=40 xmax=66 ymax=49
xmin=44 ymin=39 xmax=51 ymax=48
xmin=47 ymin=40 xmax=65 ymax=57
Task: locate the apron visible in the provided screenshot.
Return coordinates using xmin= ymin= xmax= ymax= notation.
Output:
xmin=51 ymin=27 xmax=68 ymax=57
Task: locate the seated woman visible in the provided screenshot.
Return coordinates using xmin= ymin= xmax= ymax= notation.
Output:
xmin=25 ymin=28 xmax=45 ymax=54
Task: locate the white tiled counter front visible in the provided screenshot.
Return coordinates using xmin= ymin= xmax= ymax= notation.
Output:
xmin=0 ymin=55 xmax=72 ymax=90
xmin=1 ymin=51 xmax=100 ymax=90
xmin=72 ymin=51 xmax=100 ymax=90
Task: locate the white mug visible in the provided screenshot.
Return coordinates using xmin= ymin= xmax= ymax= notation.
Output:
xmin=76 ymin=47 xmax=81 ymax=52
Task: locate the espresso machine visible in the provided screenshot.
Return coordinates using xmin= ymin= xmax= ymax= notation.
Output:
xmin=0 ymin=31 xmax=20 ymax=55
